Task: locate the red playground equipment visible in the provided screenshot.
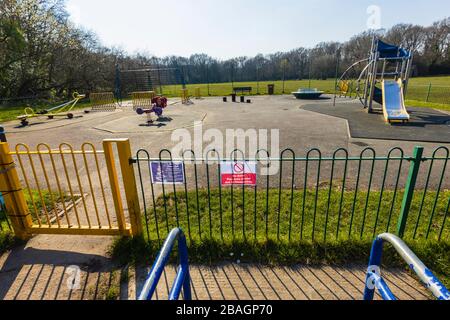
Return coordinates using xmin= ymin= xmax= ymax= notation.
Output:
xmin=136 ymin=96 xmax=168 ymax=124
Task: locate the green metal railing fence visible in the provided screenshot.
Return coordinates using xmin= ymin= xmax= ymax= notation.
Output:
xmin=133 ymin=146 xmax=450 ymax=244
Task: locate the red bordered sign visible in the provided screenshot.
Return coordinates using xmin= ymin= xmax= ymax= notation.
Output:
xmin=221 ymin=161 xmax=257 ymax=186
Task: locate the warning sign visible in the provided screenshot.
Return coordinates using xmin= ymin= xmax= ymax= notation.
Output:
xmin=221 ymin=161 xmax=257 ymax=186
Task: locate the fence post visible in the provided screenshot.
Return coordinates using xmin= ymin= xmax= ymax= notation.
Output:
xmin=116 ymin=139 xmax=143 ymax=236
xmin=426 ymin=83 xmax=432 ymax=102
xmin=103 ymin=140 xmax=128 ymax=235
xmin=0 ymin=126 xmax=6 ymax=142
xmin=397 ymin=146 xmax=424 ymax=238
xmin=0 ymin=142 xmax=32 ymax=240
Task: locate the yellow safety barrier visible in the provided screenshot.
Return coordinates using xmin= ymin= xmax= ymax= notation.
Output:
xmin=181 ymin=88 xmax=189 ymax=104
xmin=131 ymin=91 xmax=155 ymax=111
xmin=194 ymin=87 xmax=201 ymax=99
xmin=0 ymin=139 xmax=141 ymax=238
xmin=90 ymin=92 xmax=117 ymax=112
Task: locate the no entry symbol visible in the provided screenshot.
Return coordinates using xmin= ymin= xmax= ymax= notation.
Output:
xmin=234 ymin=162 xmax=244 ymax=173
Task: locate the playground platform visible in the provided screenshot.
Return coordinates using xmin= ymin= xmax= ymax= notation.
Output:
xmin=303 ymin=101 xmax=450 ymax=143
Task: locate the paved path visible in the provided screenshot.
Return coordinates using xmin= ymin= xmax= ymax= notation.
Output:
xmin=146 ymin=264 xmax=431 ymax=301
xmin=0 ymin=238 xmax=431 ymax=300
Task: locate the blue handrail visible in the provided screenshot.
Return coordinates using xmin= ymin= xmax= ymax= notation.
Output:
xmin=138 ymin=228 xmax=192 ymax=301
xmin=364 ymin=233 xmax=450 ymax=301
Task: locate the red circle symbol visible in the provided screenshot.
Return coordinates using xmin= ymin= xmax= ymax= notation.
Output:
xmin=234 ymin=163 xmax=244 ymax=173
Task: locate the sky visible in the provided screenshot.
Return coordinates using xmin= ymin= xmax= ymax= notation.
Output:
xmin=66 ymin=0 xmax=450 ymax=59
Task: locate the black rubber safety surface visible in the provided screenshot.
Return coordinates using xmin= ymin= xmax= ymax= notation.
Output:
xmin=302 ymin=102 xmax=450 ymax=143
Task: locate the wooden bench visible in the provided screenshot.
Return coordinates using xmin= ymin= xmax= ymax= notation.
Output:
xmin=233 ymin=87 xmax=252 ymax=95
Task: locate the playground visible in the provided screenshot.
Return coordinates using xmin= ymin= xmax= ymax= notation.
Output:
xmin=2 ymin=93 xmax=449 ymax=149
xmin=1 ymin=87 xmax=450 ymax=300
xmin=0 ymin=0 xmax=450 ymax=302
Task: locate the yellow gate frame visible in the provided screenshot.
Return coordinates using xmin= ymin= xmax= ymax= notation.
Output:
xmin=0 ymin=139 xmax=141 ymax=239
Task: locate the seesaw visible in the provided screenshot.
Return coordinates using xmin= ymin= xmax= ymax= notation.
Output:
xmin=17 ymin=92 xmax=86 ymax=126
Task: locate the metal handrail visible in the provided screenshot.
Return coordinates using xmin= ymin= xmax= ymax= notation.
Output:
xmin=138 ymin=228 xmax=192 ymax=301
xmin=364 ymin=233 xmax=450 ymax=300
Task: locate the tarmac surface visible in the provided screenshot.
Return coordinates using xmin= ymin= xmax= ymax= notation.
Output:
xmin=303 ymin=101 xmax=450 ymax=143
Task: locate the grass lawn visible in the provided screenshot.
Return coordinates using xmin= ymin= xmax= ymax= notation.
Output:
xmin=159 ymin=76 xmax=450 ymax=111
xmin=142 ymin=188 xmax=450 ymax=243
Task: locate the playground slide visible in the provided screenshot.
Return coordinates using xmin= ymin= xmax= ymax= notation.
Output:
xmin=382 ymin=80 xmax=410 ymax=123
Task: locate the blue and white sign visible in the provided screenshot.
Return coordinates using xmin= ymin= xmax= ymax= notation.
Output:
xmin=150 ymin=161 xmax=185 ymax=185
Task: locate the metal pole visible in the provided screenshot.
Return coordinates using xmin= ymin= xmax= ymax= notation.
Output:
xmin=368 ymin=52 xmax=379 ymax=113
xmin=114 ymin=64 xmax=122 ymax=105
xmin=157 ymin=66 xmax=163 ymax=94
xmin=231 ymin=64 xmax=234 ymax=89
xmin=426 ymin=83 xmax=432 ymax=102
xmin=206 ymin=64 xmax=210 ymax=96
xmin=0 ymin=126 xmax=6 ymax=142
xmin=403 ymin=53 xmax=413 ymax=97
xmin=364 ymin=35 xmax=377 ymax=108
xmin=308 ymin=58 xmax=312 ymax=89
xmin=256 ymin=66 xmax=260 ymax=95
xmin=397 ymin=146 xmax=424 ymax=238
xmin=333 ymin=51 xmax=340 ymax=107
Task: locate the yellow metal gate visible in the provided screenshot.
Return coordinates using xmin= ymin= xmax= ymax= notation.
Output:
xmin=0 ymin=139 xmax=141 ymax=239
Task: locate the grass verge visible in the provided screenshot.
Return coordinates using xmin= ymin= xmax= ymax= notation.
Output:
xmin=141 ymin=188 xmax=450 ymax=243
xmin=405 ymin=99 xmax=450 ymax=112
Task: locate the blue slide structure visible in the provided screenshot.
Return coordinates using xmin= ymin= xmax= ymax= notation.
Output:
xmin=138 ymin=229 xmax=449 ymax=300
xmin=381 ymin=79 xmax=410 ymax=124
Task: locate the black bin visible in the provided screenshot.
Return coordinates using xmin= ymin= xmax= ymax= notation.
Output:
xmin=268 ymin=84 xmax=275 ymax=95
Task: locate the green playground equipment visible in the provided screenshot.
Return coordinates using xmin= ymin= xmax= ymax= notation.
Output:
xmin=17 ymin=92 xmax=86 ymax=126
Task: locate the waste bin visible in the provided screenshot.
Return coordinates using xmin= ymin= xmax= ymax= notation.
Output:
xmin=268 ymin=84 xmax=275 ymax=95
xmin=231 ymin=93 xmax=237 ymax=102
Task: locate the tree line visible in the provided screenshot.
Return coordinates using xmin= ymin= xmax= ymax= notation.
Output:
xmin=1 ymin=0 xmax=449 ymax=101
